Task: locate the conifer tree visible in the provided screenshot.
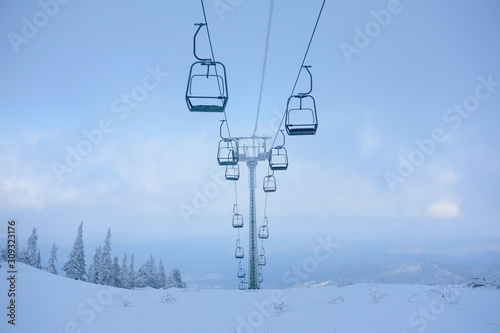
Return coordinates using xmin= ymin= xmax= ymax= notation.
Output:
xmin=36 ymin=249 xmax=41 ymax=269
xmin=158 ymin=259 xmax=167 ymax=289
xmin=62 ymin=221 xmax=86 ymax=281
xmin=46 ymin=242 xmax=58 ymax=275
xmin=120 ymin=253 xmax=130 ymax=289
xmin=101 ymin=228 xmax=112 ymax=286
xmin=25 ymin=227 xmax=40 ymax=268
xmin=87 ymin=264 xmax=94 ymax=283
xmin=129 ymin=253 xmax=136 ymax=289
xmin=169 ymin=267 xmax=185 ymax=288
xmin=90 ymin=246 xmax=103 ymax=284
xmin=112 ymin=256 xmax=121 ymax=288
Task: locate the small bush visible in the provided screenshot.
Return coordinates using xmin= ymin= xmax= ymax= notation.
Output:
xmin=160 ymin=293 xmax=177 ymax=304
xmin=367 ymin=286 xmax=387 ymax=303
xmin=328 ymin=296 xmax=345 ymax=304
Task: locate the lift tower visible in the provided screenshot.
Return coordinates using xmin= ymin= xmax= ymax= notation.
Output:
xmin=236 ymin=136 xmax=270 ymax=290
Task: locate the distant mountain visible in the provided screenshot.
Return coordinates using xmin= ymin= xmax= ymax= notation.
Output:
xmin=374 ymin=258 xmax=464 ymax=284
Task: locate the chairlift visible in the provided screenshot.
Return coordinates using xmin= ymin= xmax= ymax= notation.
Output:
xmin=258 ymin=217 xmax=269 ymax=239
xmin=186 ymin=23 xmax=228 ymax=112
xmin=258 ymin=248 xmax=266 ymax=266
xmin=269 ymin=130 xmax=288 ymax=171
xmin=225 ymin=164 xmax=240 ymax=181
xmin=263 ymin=171 xmax=277 ymax=192
xmin=232 ymin=204 xmax=244 ymax=228
xmin=258 ymin=267 xmax=263 ymax=283
xmin=235 ymin=239 xmax=244 ymax=259
xmin=285 ymin=66 xmax=318 ymax=135
xmin=217 ymin=120 xmax=238 ymax=166
xmin=239 ymin=280 xmax=247 ymax=290
xmin=237 ymin=261 xmax=245 ymax=279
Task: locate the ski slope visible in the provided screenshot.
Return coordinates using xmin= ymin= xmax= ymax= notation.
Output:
xmin=1 ymin=264 xmax=499 ymax=332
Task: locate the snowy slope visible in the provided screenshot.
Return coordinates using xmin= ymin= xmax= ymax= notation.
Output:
xmin=1 ymin=263 xmax=499 ymax=333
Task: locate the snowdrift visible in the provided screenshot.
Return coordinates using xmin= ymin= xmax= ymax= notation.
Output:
xmin=1 ymin=263 xmax=499 ymax=332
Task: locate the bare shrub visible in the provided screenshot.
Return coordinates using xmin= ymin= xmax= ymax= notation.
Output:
xmin=367 ymin=286 xmax=387 ymax=303
xmin=328 ymin=296 xmax=345 ymax=304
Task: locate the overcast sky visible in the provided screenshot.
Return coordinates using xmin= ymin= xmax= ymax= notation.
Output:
xmin=1 ymin=0 xmax=499 ymax=249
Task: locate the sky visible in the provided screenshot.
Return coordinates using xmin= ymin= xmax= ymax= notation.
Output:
xmin=1 ymin=0 xmax=499 ymax=252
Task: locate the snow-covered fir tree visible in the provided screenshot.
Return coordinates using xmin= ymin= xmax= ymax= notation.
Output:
xmin=136 ymin=255 xmax=159 ymax=288
xmin=62 ymin=221 xmax=86 ymax=281
xmin=111 ymin=256 xmax=121 ymax=288
xmin=87 ymin=264 xmax=94 ymax=282
xmin=36 ymin=250 xmax=41 ymax=269
xmin=101 ymin=228 xmax=112 ymax=286
xmin=169 ymin=267 xmax=185 ymax=288
xmin=90 ymin=246 xmax=103 ymax=284
xmin=129 ymin=253 xmax=136 ymax=289
xmin=158 ymin=259 xmax=167 ymax=289
xmin=22 ymin=227 xmax=41 ymax=268
xmin=46 ymin=242 xmax=58 ymax=275
xmin=120 ymin=253 xmax=130 ymax=289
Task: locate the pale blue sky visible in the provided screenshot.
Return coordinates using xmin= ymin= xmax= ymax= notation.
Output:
xmin=1 ymin=0 xmax=499 ymax=249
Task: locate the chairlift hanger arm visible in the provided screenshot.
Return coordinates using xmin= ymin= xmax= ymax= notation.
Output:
xmin=298 ymin=65 xmax=313 ymax=96
xmin=193 ymin=23 xmax=209 ymax=61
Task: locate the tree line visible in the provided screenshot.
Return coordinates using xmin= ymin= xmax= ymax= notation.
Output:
xmin=0 ymin=221 xmax=185 ymax=289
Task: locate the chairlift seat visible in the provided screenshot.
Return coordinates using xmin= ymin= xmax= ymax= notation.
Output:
xmin=258 ymin=254 xmax=266 ymax=266
xmin=259 ymin=225 xmax=269 ymax=239
xmin=190 ymin=105 xmax=224 ymax=112
xmin=235 ymin=247 xmax=244 ymax=259
xmin=285 ymin=94 xmax=318 ymax=135
xmin=232 ymin=214 xmax=244 ymax=228
xmin=217 ymin=138 xmax=239 ymax=166
xmin=186 ymin=61 xmax=228 ymax=113
xmin=263 ymin=175 xmax=277 ymax=192
xmin=269 ymin=146 xmax=288 ymax=171
xmin=237 ymin=267 xmax=245 ymax=279
xmin=225 ymin=165 xmax=240 ymax=181
xmin=239 ymin=280 xmax=247 ymax=290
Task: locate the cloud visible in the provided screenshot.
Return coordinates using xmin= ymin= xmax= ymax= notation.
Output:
xmin=426 ymin=201 xmax=461 ymax=218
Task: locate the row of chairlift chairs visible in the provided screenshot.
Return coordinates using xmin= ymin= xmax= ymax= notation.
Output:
xmin=185 ymin=23 xmax=318 ymax=289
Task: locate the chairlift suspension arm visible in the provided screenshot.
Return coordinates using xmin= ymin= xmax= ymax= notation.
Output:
xmin=300 ymin=65 xmax=313 ymax=96
xmin=193 ymin=23 xmax=208 ymax=61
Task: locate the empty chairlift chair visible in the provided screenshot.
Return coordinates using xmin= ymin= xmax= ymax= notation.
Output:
xmin=232 ymin=204 xmax=244 ymax=228
xmin=237 ymin=261 xmax=245 ymax=279
xmin=186 ymin=23 xmax=228 ymax=112
xmin=285 ymin=66 xmax=318 ymax=135
xmin=258 ymin=248 xmax=266 ymax=266
xmin=258 ymin=217 xmax=269 ymax=239
xmin=239 ymin=280 xmax=247 ymax=290
xmin=235 ymin=240 xmax=244 ymax=259
xmin=263 ymin=171 xmax=277 ymax=192
xmin=217 ymin=120 xmax=239 ymax=166
xmin=259 ymin=267 xmax=264 ymax=283
xmin=225 ymin=164 xmax=240 ymax=181
xmin=269 ymin=130 xmax=288 ymax=171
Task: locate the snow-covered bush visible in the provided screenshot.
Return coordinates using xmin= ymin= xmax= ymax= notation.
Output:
xmin=328 ymin=296 xmax=345 ymax=304
xmin=160 ymin=293 xmax=177 ymax=304
xmin=367 ymin=286 xmax=387 ymax=303
xmin=427 ymin=285 xmax=461 ymax=304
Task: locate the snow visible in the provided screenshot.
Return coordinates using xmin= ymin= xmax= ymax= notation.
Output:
xmin=1 ymin=264 xmax=499 ymax=332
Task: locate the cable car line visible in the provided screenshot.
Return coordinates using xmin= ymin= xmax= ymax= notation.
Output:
xmin=201 ymin=0 xmax=232 ymax=137
xmin=252 ymin=0 xmax=275 ymax=138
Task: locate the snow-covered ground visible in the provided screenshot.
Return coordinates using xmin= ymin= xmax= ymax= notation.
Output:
xmin=1 ymin=264 xmax=499 ymax=333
